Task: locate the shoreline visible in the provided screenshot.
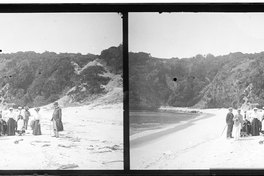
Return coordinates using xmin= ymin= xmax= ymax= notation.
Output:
xmin=130 ymin=109 xmax=214 ymax=147
xmin=130 ymin=108 xmax=201 ymax=137
xmin=130 ymin=107 xmax=264 ymax=169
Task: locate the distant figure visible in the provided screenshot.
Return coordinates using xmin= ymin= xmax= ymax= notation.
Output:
xmin=233 ymin=109 xmax=243 ymax=140
xmin=17 ymin=106 xmax=24 ymax=121
xmin=16 ymin=114 xmax=25 ymax=136
xmin=32 ymin=107 xmax=41 ymax=135
xmin=56 ymin=103 xmax=64 ymax=132
xmin=6 ymin=107 xmax=17 ymax=136
xmin=226 ymin=107 xmax=234 ymax=139
xmin=51 ymin=102 xmax=62 ymax=138
xmin=261 ymin=107 xmax=264 ymax=134
xmin=24 ymin=106 xmax=31 ymax=130
xmin=0 ymin=110 xmax=7 ymax=135
xmin=241 ymin=110 xmax=251 ymax=136
xmin=251 ymin=108 xmax=261 ymax=136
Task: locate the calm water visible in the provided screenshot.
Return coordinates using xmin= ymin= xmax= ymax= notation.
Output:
xmin=130 ymin=110 xmax=200 ymax=136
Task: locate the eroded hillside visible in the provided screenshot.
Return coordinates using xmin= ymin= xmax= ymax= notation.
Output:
xmin=0 ymin=45 xmax=122 ymax=108
xmin=129 ymin=51 xmax=264 ymax=109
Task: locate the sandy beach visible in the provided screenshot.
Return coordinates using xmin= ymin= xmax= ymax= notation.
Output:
xmin=0 ymin=103 xmax=123 ymax=170
xmin=130 ymin=107 xmax=264 ymax=169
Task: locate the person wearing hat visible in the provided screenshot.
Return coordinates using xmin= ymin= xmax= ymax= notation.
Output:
xmin=16 ymin=106 xmax=24 ymax=134
xmin=6 ymin=107 xmax=17 ymax=136
xmin=241 ymin=110 xmax=251 ymax=136
xmin=233 ymin=109 xmax=243 ymax=140
xmin=32 ymin=107 xmax=41 ymax=135
xmin=24 ymin=106 xmax=31 ymax=130
xmin=51 ymin=102 xmax=63 ymax=138
xmin=226 ymin=107 xmax=234 ymax=139
xmin=16 ymin=107 xmax=24 ymax=121
xmin=250 ymin=107 xmax=261 ymax=136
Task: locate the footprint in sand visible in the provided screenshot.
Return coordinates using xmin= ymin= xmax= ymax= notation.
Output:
xmin=30 ymin=140 xmax=51 ymax=146
xmin=14 ymin=139 xmax=24 ymax=144
xmin=42 ymin=144 xmax=51 ymax=147
xmin=58 ymin=144 xmax=76 ymax=148
xmin=57 ymin=164 xmax=79 ymax=170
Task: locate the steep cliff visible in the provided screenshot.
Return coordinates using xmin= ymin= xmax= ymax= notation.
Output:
xmin=129 ymin=51 xmax=264 ymax=109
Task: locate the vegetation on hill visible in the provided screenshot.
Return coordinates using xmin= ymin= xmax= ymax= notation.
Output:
xmin=0 ymin=45 xmax=122 ymax=108
xmin=129 ymin=51 xmax=264 ymax=110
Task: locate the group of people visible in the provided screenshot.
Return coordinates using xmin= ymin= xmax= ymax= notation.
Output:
xmin=0 ymin=102 xmax=63 ymax=138
xmin=226 ymin=107 xmax=264 ymax=140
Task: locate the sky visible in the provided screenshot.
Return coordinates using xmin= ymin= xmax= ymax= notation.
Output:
xmin=129 ymin=12 xmax=264 ymax=59
xmin=0 ymin=13 xmax=122 ymax=54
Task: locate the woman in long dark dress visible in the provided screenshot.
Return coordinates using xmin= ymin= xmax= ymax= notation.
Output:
xmin=0 ymin=111 xmax=5 ymax=136
xmin=241 ymin=111 xmax=251 ymax=136
xmin=251 ymin=108 xmax=261 ymax=136
xmin=32 ymin=107 xmax=41 ymax=135
xmin=0 ymin=118 xmax=7 ymax=136
xmin=0 ymin=111 xmax=3 ymax=135
xmin=6 ymin=107 xmax=17 ymax=136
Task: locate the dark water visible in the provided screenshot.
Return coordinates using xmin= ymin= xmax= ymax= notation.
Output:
xmin=130 ymin=110 xmax=200 ymax=136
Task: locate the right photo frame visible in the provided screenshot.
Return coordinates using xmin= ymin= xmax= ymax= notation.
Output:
xmin=129 ymin=12 xmax=264 ymax=170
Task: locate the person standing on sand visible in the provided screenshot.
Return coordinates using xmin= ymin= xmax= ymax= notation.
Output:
xmin=251 ymin=107 xmax=261 ymax=136
xmin=242 ymin=110 xmax=251 ymax=136
xmin=32 ymin=107 xmax=41 ymax=135
xmin=226 ymin=107 xmax=234 ymax=139
xmin=17 ymin=107 xmax=24 ymax=121
xmin=16 ymin=114 xmax=24 ymax=136
xmin=24 ymin=106 xmax=30 ymax=130
xmin=233 ymin=109 xmax=243 ymax=140
xmin=260 ymin=107 xmax=264 ymax=134
xmin=51 ymin=102 xmax=62 ymax=137
xmin=6 ymin=107 xmax=17 ymax=136
xmin=0 ymin=110 xmax=6 ymax=136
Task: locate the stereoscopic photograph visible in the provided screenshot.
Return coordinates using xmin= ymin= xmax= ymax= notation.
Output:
xmin=0 ymin=12 xmax=123 ymax=170
xmin=129 ymin=12 xmax=264 ymax=169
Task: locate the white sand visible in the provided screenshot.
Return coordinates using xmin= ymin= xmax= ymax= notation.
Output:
xmin=130 ymin=107 xmax=264 ymax=169
xmin=0 ymin=103 xmax=123 ymax=170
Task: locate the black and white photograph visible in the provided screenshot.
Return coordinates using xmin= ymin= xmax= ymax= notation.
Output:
xmin=129 ymin=12 xmax=264 ymax=169
xmin=0 ymin=12 xmax=123 ymax=170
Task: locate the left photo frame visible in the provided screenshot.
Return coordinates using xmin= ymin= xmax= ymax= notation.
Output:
xmin=0 ymin=7 xmax=124 ymax=171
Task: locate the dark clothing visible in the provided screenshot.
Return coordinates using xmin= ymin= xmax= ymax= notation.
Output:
xmin=7 ymin=118 xmax=16 ymax=136
xmin=58 ymin=120 xmax=63 ymax=131
xmin=30 ymin=120 xmax=35 ymax=130
xmin=33 ymin=120 xmax=41 ymax=135
xmin=226 ymin=112 xmax=234 ymax=138
xmin=52 ymin=107 xmax=63 ymax=131
xmin=251 ymin=118 xmax=261 ymax=136
xmin=227 ymin=124 xmax=234 ymax=138
xmin=24 ymin=110 xmax=30 ymax=130
xmin=226 ymin=112 xmax=234 ymax=125
xmin=241 ymin=119 xmax=251 ymax=135
xmin=0 ymin=119 xmax=7 ymax=135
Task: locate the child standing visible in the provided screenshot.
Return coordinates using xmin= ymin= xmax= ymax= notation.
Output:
xmin=17 ymin=115 xmax=25 ymax=136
